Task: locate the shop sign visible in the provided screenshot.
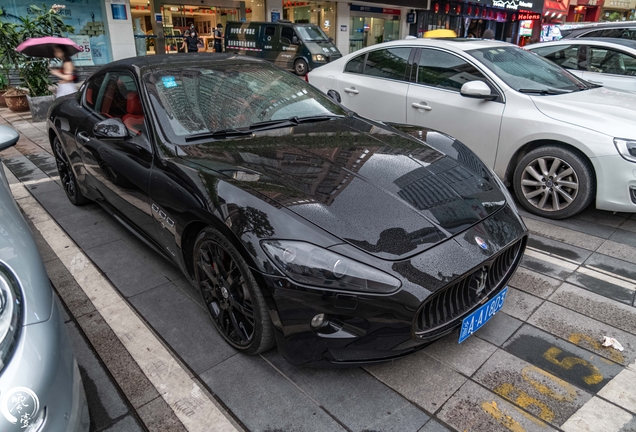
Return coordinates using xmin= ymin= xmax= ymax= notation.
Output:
xmin=407 ymin=12 xmax=416 ymax=22
xmin=491 ymin=0 xmax=544 ymax=11
xmin=350 ymin=5 xmax=402 ymax=15
xmin=340 ymin=24 xmax=347 ymax=31
xmin=518 ymin=10 xmax=541 ymax=18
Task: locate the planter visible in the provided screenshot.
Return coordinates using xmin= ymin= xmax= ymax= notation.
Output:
xmin=27 ymin=95 xmax=55 ymax=122
xmin=4 ymin=93 xmax=29 ymax=112
xmin=0 ymin=90 xmax=6 ymax=108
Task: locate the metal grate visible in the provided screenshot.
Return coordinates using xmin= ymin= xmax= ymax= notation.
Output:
xmin=415 ymin=238 xmax=524 ymax=337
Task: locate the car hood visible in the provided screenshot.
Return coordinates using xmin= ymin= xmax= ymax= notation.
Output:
xmin=179 ymin=117 xmax=507 ymax=260
xmin=305 ymin=41 xmax=340 ymax=56
xmin=529 ymin=87 xmax=636 ymax=138
xmin=0 ymin=166 xmax=52 ymax=326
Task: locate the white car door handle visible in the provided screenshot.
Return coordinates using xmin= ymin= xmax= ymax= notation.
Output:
xmin=412 ymin=102 xmax=432 ymax=111
xmin=344 ymin=87 xmax=359 ymax=94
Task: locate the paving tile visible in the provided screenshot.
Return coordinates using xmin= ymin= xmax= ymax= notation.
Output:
xmin=509 ymin=267 xmax=563 ymax=299
xmin=609 ymin=229 xmax=636 ymax=250
xmin=473 ymin=349 xmax=592 ymax=427
xmin=584 ymin=253 xmax=636 ymax=284
xmin=101 ymin=415 xmax=144 ymax=432
xmin=55 ymin=293 xmax=72 ymax=323
xmin=527 ymin=234 xmax=592 ymax=264
xmin=503 ymin=325 xmax=624 ymax=394
xmin=436 ymin=380 xmax=556 ymax=432
xmin=137 ymin=396 xmax=187 ymax=432
xmin=501 ymin=287 xmax=544 ymax=322
xmin=620 ymin=417 xmax=636 ymax=431
xmin=419 ymin=419 xmax=452 ymax=432
xmin=574 ymin=207 xmax=629 ymax=229
xmin=528 ymin=302 xmax=636 ymax=367
xmin=129 ymin=282 xmax=236 ymax=374
xmin=65 ymin=322 xmax=130 ymax=432
xmin=366 ymin=351 xmax=467 ymax=414
xmin=2 ymin=154 xmax=49 ymax=182
xmin=561 ymin=397 xmax=633 ymax=432
xmin=522 ymin=215 xmax=612 ymax=245
xmin=423 ymin=329 xmax=497 ymax=376
xmin=565 ymin=272 xmax=635 ymax=306
xmin=85 ymin=239 xmax=168 ymax=297
xmin=549 ymin=283 xmax=636 ymax=335
xmin=621 ymin=219 xmax=636 ymax=234
xmin=200 ymin=355 xmax=346 ymax=432
xmin=597 ymin=240 xmax=636 ymax=266
xmin=32 ymin=187 xmax=91 ymax=220
xmin=263 ymin=351 xmax=429 ymax=432
xmin=475 ymin=312 xmax=523 ymax=347
xmin=45 ymin=258 xmax=97 ymax=319
xmin=56 ymin=209 xmax=125 ymax=251
xmin=598 ymin=368 xmax=636 ymax=413
xmin=520 ymin=253 xmax=576 ymax=281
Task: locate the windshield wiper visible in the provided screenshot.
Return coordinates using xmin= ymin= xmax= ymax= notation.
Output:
xmin=248 ymin=115 xmax=339 ymax=130
xmin=518 ymin=88 xmax=573 ymax=95
xmin=185 ymin=128 xmax=253 ymax=142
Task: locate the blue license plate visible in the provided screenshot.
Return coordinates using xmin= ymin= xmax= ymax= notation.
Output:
xmin=458 ymin=287 xmax=508 ymax=343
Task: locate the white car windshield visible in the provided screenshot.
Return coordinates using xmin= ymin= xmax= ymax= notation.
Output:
xmin=295 ymin=26 xmax=329 ymax=41
xmin=468 ymin=46 xmax=590 ymax=94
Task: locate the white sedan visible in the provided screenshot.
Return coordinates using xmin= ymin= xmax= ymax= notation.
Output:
xmin=307 ymin=39 xmax=636 ymax=219
xmin=526 ymin=38 xmax=636 ymax=92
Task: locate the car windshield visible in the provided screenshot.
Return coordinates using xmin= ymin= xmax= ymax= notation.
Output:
xmin=295 ymin=26 xmax=329 ymax=41
xmin=468 ymin=46 xmax=589 ymax=93
xmin=145 ymin=62 xmax=345 ymax=141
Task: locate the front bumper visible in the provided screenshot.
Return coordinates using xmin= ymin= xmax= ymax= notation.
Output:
xmin=593 ymin=154 xmax=636 ymax=212
xmin=259 ymin=205 xmax=527 ymax=366
xmin=0 ymin=299 xmax=89 ymax=432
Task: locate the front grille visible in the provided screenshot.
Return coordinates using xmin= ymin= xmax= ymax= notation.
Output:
xmin=329 ymin=54 xmax=342 ymax=62
xmin=415 ymin=238 xmax=525 ymax=338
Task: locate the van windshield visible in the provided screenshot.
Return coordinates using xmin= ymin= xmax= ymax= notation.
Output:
xmin=295 ymin=26 xmax=329 ymax=41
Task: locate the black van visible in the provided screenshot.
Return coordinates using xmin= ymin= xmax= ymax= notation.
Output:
xmin=225 ymin=20 xmax=342 ymax=75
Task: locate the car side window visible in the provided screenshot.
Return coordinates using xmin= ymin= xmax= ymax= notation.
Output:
xmin=344 ymin=53 xmax=366 ymax=74
xmin=416 ymin=49 xmax=488 ymax=91
xmin=587 ymin=47 xmax=636 ymax=76
xmin=363 ymin=48 xmax=411 ymax=81
xmin=581 ymin=30 xmax=604 ymax=38
xmin=281 ymin=27 xmax=296 ymax=44
xmin=97 ymin=71 xmax=146 ymax=136
xmin=265 ymin=26 xmax=275 ymax=37
xmin=531 ymin=45 xmax=582 ymax=70
xmin=83 ymin=74 xmax=105 ymax=110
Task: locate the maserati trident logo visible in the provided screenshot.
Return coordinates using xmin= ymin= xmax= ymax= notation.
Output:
xmin=475 ymin=236 xmax=488 ymax=250
xmin=472 ymin=267 xmax=489 ymax=297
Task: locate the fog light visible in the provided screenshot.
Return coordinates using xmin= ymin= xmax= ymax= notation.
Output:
xmin=630 ymin=186 xmax=636 ymax=204
xmin=311 ymin=314 xmax=327 ymax=328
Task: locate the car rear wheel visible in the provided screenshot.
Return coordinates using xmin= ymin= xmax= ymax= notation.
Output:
xmin=53 ymin=137 xmax=90 ymax=206
xmin=294 ymin=59 xmax=308 ymax=76
xmin=513 ymin=145 xmax=595 ymax=219
xmin=193 ymin=227 xmax=274 ymax=355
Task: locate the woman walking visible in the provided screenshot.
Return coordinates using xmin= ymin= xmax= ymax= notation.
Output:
xmin=50 ymin=46 xmax=76 ymax=98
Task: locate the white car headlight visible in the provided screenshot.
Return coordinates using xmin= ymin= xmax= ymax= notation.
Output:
xmin=312 ymin=54 xmax=326 ymax=62
xmin=614 ymin=138 xmax=636 ymax=163
xmin=0 ymin=265 xmax=23 ymax=373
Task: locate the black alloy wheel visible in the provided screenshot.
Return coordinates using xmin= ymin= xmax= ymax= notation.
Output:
xmin=53 ymin=137 xmax=89 ymax=205
xmin=294 ymin=59 xmax=308 ymax=76
xmin=513 ymin=145 xmax=595 ymax=219
xmin=193 ymin=227 xmax=274 ymax=354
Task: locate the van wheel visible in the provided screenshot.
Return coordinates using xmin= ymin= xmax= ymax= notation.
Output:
xmin=294 ymin=59 xmax=308 ymax=76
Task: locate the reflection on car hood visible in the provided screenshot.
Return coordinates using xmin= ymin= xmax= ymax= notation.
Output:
xmin=305 ymin=41 xmax=339 ymax=55
xmin=529 ymin=87 xmax=636 ymax=137
xmin=0 ymin=166 xmax=52 ymax=325
xmin=180 ymin=117 xmax=506 ymax=259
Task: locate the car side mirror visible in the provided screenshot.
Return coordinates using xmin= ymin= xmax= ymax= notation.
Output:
xmin=94 ymin=118 xmax=128 ymax=139
xmin=0 ymin=125 xmax=19 ymax=152
xmin=460 ymin=81 xmax=497 ymax=100
xmin=328 ymin=37 xmax=333 ymax=42
xmin=292 ymin=35 xmax=299 ymax=44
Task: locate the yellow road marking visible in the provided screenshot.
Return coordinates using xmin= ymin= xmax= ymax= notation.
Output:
xmin=543 ymin=347 xmax=603 ymax=385
xmin=568 ymin=333 xmax=625 ymax=364
xmin=494 ymin=383 xmax=555 ymax=423
xmin=521 ymin=365 xmax=578 ymax=402
xmin=481 ymin=401 xmax=527 ymax=432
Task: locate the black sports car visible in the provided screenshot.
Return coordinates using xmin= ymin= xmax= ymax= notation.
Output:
xmin=48 ymin=54 xmax=527 ymax=366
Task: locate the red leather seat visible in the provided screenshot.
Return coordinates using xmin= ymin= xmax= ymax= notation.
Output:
xmin=122 ymin=92 xmax=144 ymax=135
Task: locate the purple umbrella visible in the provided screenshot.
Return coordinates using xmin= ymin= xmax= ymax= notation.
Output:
xmin=16 ymin=36 xmax=81 ymax=58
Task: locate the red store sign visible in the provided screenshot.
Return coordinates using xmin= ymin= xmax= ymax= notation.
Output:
xmin=518 ymin=10 xmax=541 ymax=19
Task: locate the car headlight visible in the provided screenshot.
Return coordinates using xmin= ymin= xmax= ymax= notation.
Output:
xmin=0 ymin=265 xmax=23 ymax=373
xmin=614 ymin=138 xmax=636 ymax=163
xmin=262 ymin=241 xmax=401 ymax=294
xmin=312 ymin=54 xmax=326 ymax=62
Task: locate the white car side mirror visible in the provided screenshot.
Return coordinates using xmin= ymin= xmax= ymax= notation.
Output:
xmin=460 ymin=81 xmax=497 ymax=100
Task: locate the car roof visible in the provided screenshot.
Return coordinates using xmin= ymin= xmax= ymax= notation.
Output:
xmin=93 ymin=53 xmax=269 ymax=74
xmin=363 ymin=38 xmax=510 ymax=51
xmin=528 ymin=37 xmax=636 ymax=50
xmin=565 ymin=20 xmax=636 ymax=30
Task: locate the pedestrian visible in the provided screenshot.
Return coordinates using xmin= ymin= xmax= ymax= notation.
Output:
xmin=483 ymin=28 xmax=495 ymax=40
xmin=214 ymin=23 xmax=223 ymax=53
xmin=182 ymin=24 xmax=199 ymax=53
xmin=50 ymin=46 xmax=76 ymax=98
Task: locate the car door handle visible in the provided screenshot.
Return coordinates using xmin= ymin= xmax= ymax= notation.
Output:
xmin=344 ymin=87 xmax=359 ymax=94
xmin=77 ymin=131 xmax=90 ymax=142
xmin=412 ymin=102 xmax=432 ymax=111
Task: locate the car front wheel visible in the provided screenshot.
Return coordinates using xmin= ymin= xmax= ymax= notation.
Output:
xmin=53 ymin=137 xmax=90 ymax=205
xmin=513 ymin=145 xmax=595 ymax=219
xmin=294 ymin=59 xmax=308 ymax=76
xmin=193 ymin=227 xmax=274 ymax=355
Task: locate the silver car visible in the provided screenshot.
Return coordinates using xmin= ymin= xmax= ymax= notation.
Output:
xmin=0 ymin=125 xmax=89 ymax=432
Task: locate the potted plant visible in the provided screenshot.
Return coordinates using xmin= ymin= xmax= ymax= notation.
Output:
xmin=0 ymin=71 xmax=8 ymax=107
xmin=0 ymin=21 xmax=29 ymax=112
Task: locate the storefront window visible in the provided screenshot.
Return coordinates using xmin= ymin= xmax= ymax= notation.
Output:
xmin=283 ymin=2 xmax=336 ymax=40
xmin=2 ymin=0 xmax=111 ymax=65
xmin=349 ymin=6 xmax=401 ymax=53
